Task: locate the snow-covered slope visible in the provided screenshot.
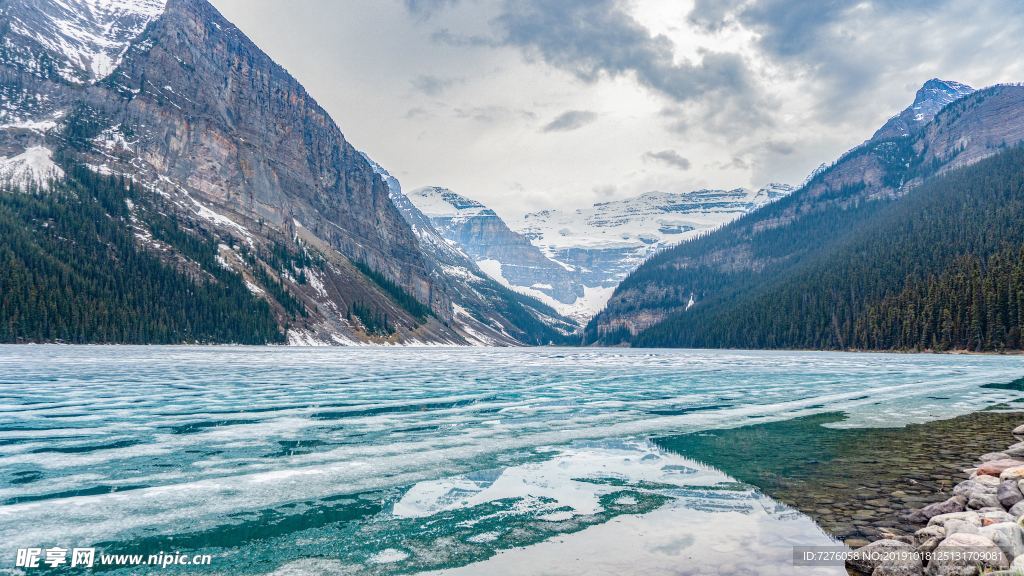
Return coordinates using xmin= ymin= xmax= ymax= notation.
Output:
xmin=0 ymin=0 xmax=167 ymax=84
xmin=363 ymin=156 xmax=577 ymax=341
xmin=402 ymin=183 xmax=793 ymax=321
xmin=0 ymin=145 xmax=63 ymax=188
xmin=407 ymin=186 xmax=585 ymax=314
xmin=515 ymin=184 xmax=794 ymax=310
xmin=408 ymin=186 xmax=493 ymax=223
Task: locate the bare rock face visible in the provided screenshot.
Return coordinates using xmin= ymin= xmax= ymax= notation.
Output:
xmin=872 ymin=79 xmax=974 ymax=140
xmin=0 ymin=0 xmax=167 ymax=84
xmin=105 ymin=0 xmax=435 ymax=303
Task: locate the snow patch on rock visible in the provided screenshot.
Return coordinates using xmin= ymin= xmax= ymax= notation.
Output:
xmin=4 ymin=0 xmax=167 ymax=83
xmin=0 ymin=146 xmax=64 ymax=189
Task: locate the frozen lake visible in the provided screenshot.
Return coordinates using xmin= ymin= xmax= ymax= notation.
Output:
xmin=2 ymin=346 xmax=1024 ymax=574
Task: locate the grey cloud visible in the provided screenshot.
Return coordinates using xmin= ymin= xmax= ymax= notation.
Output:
xmin=643 ymin=150 xmax=692 ymax=170
xmin=411 ymin=74 xmax=463 ymax=96
xmin=542 ymin=110 xmax=597 ymax=132
xmin=455 ymin=105 xmax=536 ymax=124
xmin=493 ymin=0 xmax=758 ymax=106
xmin=712 ymin=153 xmax=753 ymax=169
xmin=687 ymin=0 xmax=744 ymax=32
xmin=728 ymin=0 xmax=948 ymax=58
xmin=404 ymin=0 xmax=458 ymax=18
xmin=430 ymin=28 xmax=497 ymax=47
xmin=404 ymin=107 xmax=431 ymax=119
xmin=763 ymin=140 xmax=796 ymax=156
xmin=686 ymin=0 xmax=1005 ymax=124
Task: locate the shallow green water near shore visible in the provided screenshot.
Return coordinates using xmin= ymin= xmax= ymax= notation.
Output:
xmin=658 ymin=410 xmax=1024 ymax=546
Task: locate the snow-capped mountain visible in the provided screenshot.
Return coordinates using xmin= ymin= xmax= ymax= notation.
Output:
xmin=0 ymin=0 xmax=576 ymax=346
xmin=515 ymin=184 xmax=794 ymax=312
xmin=873 ymin=79 xmax=974 ymax=140
xmin=402 ymin=183 xmax=793 ymax=321
xmin=364 ymin=157 xmax=577 ymax=342
xmin=407 ymin=186 xmax=585 ymax=312
xmin=0 ymin=0 xmax=167 ymax=84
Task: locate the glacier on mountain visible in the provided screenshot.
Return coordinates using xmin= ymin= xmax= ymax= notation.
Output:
xmin=402 ymin=182 xmax=793 ymax=321
xmin=514 ymin=184 xmax=794 ymax=315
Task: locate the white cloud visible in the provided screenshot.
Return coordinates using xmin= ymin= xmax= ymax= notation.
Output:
xmin=208 ymin=0 xmax=1024 ymax=219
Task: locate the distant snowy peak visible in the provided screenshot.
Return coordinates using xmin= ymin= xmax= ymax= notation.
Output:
xmin=519 ymin=184 xmax=794 ymax=250
xmin=408 ymin=186 xmax=496 ymax=220
xmin=755 ymin=182 xmax=795 ymax=201
xmin=801 ymin=163 xmax=829 ymax=188
xmin=914 ymin=79 xmax=974 ymax=110
xmin=873 ymin=78 xmax=974 ymax=140
xmin=1 ymin=0 xmax=167 ymax=84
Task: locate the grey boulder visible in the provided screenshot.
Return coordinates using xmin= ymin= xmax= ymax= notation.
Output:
xmin=979 ymin=522 xmax=1024 ymax=564
xmin=1010 ymin=501 xmax=1024 ymax=518
xmin=908 ymin=496 xmax=967 ymax=523
xmin=916 ymin=525 xmax=947 ymax=555
xmin=968 ymin=492 xmax=1003 ymax=510
xmin=928 ymin=511 xmax=981 ymax=529
xmin=847 ymin=539 xmax=919 ymax=576
xmin=999 ymin=480 xmax=1024 ymax=509
xmin=944 ymin=519 xmax=980 ymax=536
xmin=926 ymin=533 xmax=1008 ymax=575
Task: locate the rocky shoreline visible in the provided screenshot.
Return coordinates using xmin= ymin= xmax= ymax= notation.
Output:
xmin=848 ymin=423 xmax=1024 ymax=575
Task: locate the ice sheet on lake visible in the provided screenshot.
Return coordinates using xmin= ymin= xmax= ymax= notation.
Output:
xmin=0 ymin=346 xmax=1022 ymax=572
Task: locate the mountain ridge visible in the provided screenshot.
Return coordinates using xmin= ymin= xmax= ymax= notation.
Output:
xmin=0 ymin=0 xmax=573 ymax=345
xmin=587 ymin=79 xmax=1024 ymax=350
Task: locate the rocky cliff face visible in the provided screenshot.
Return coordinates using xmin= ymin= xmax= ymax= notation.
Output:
xmin=407 ymin=186 xmax=584 ymax=307
xmin=0 ymin=0 xmax=166 ymax=84
xmin=0 ymin=0 xmax=571 ymax=345
xmin=366 ymin=159 xmax=577 ymax=343
xmin=588 ymin=80 xmax=1024 ymax=342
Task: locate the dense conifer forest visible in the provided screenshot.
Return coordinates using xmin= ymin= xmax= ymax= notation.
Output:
xmin=0 ymin=164 xmax=284 ymax=344
xmin=619 ymin=146 xmax=1024 ymax=351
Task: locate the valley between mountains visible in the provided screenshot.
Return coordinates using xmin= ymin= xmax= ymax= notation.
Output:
xmin=1 ymin=0 xmax=1024 ymax=352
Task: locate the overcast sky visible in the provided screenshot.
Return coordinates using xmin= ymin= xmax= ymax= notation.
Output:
xmin=209 ymin=0 xmax=1024 ymax=220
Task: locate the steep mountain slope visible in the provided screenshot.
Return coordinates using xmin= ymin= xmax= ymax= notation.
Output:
xmin=365 ymin=158 xmax=577 ymax=344
xmin=587 ymin=81 xmax=1024 ymax=350
xmin=407 ymin=186 xmax=584 ymax=311
xmin=634 ymin=146 xmax=1024 ymax=351
xmin=0 ymin=165 xmax=283 ymax=343
xmin=0 ymin=0 xmax=568 ymax=345
xmin=0 ymin=0 xmax=167 ymax=84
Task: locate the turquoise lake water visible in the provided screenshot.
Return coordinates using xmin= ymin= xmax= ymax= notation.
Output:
xmin=2 ymin=346 xmax=1024 ymax=575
